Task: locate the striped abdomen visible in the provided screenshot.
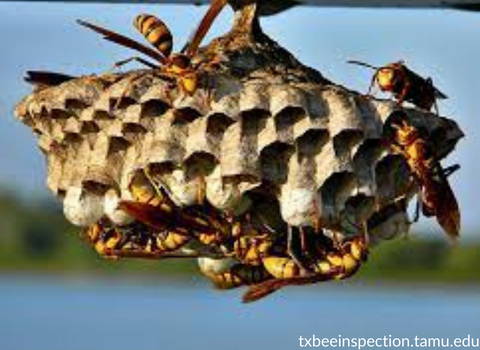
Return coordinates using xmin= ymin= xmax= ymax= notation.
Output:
xmin=156 ymin=232 xmax=190 ymax=252
xmin=205 ymin=265 xmax=271 ymax=290
xmin=134 ymin=14 xmax=173 ymax=57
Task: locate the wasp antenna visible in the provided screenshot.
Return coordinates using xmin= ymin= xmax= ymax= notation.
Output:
xmin=77 ymin=19 xmax=167 ymax=64
xmin=347 ymin=60 xmax=379 ymax=70
xmin=435 ymin=88 xmax=448 ymax=100
xmin=182 ymin=0 xmax=228 ymax=56
xmin=24 ymin=71 xmax=75 ymax=86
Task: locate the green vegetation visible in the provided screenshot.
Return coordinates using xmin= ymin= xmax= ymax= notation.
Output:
xmin=358 ymin=238 xmax=480 ymax=283
xmin=0 ymin=190 xmax=196 ymax=276
xmin=0 ymin=190 xmax=478 ymax=284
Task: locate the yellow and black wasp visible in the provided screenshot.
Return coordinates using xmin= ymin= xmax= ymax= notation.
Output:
xmin=77 ymin=0 xmax=228 ymax=95
xmin=348 ymin=60 xmax=447 ymax=113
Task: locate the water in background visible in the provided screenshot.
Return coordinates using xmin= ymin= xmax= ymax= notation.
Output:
xmin=1 ymin=276 xmax=479 ymax=350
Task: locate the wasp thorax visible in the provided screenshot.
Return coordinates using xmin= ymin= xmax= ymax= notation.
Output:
xmin=170 ymin=54 xmax=191 ymax=70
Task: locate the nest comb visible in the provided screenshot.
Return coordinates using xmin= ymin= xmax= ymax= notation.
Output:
xmin=15 ymin=1 xmax=463 ymax=248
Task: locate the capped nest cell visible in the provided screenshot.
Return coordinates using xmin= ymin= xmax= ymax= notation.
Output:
xmin=15 ymin=0 xmax=463 ymax=300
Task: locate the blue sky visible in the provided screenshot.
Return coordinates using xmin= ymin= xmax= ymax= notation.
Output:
xmin=0 ymin=2 xmax=478 ymax=236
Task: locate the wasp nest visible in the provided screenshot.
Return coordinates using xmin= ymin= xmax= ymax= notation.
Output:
xmin=15 ymin=1 xmax=463 ymax=300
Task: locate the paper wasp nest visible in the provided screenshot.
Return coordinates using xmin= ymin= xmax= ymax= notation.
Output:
xmin=15 ymin=4 xmax=463 ymax=252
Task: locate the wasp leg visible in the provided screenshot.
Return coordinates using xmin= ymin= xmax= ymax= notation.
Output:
xmin=196 ymin=175 xmax=206 ymax=205
xmin=331 ymin=229 xmax=342 ymax=249
xmin=411 ymin=192 xmax=423 ymax=223
xmin=112 ymin=73 xmax=147 ymax=111
xmin=143 ymin=167 xmax=169 ymax=201
xmin=366 ymin=73 xmax=377 ymax=98
xmin=311 ymin=200 xmax=323 ymax=234
xmin=287 ymin=226 xmax=311 ymax=273
xmin=299 ymin=226 xmax=308 ymax=252
xmin=426 ymin=77 xmax=441 ymax=115
xmin=361 ymin=221 xmax=370 ymax=245
xmin=113 ymin=56 xmax=159 ymax=70
xmin=433 ymin=98 xmax=441 ymax=116
xmin=443 ymin=164 xmax=460 ymax=178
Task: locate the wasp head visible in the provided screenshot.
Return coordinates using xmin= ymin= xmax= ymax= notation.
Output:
xmin=376 ymin=66 xmax=399 ymax=91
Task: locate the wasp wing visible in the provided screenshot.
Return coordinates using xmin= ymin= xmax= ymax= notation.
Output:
xmin=77 ymin=19 xmax=167 ymax=65
xmin=436 ymin=181 xmax=461 ymax=239
xmin=242 ymin=268 xmax=342 ymax=303
xmin=181 ymin=0 xmax=227 ymax=56
xmin=25 ymin=71 xmax=76 ymax=87
xmin=423 ymin=164 xmax=461 ymax=239
xmin=119 ymin=201 xmax=217 ymax=236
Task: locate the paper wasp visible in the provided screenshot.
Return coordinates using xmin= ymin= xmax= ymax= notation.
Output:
xmin=77 ymin=0 xmax=228 ymax=96
xmin=348 ymin=60 xmax=447 ymax=113
xmin=384 ymin=110 xmax=461 ymax=239
xmin=84 ymin=220 xmax=192 ymax=260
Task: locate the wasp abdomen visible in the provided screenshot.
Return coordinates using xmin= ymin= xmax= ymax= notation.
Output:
xmin=134 ymin=14 xmax=173 ymax=57
xmin=156 ymin=232 xmax=190 ymax=251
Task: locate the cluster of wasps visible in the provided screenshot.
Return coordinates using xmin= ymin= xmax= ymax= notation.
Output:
xmin=84 ymin=170 xmax=369 ymax=303
xmin=26 ymin=0 xmax=461 ymax=302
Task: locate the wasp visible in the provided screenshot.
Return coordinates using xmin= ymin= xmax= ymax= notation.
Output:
xmin=348 ymin=60 xmax=447 ymax=113
xmin=242 ymin=233 xmax=369 ymax=303
xmin=77 ymin=0 xmax=227 ymax=96
xmin=84 ymin=220 xmax=192 ymax=260
xmin=385 ymin=110 xmax=461 ymax=239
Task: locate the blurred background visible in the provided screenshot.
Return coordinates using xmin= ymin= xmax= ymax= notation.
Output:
xmin=0 ymin=2 xmax=479 ymax=350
